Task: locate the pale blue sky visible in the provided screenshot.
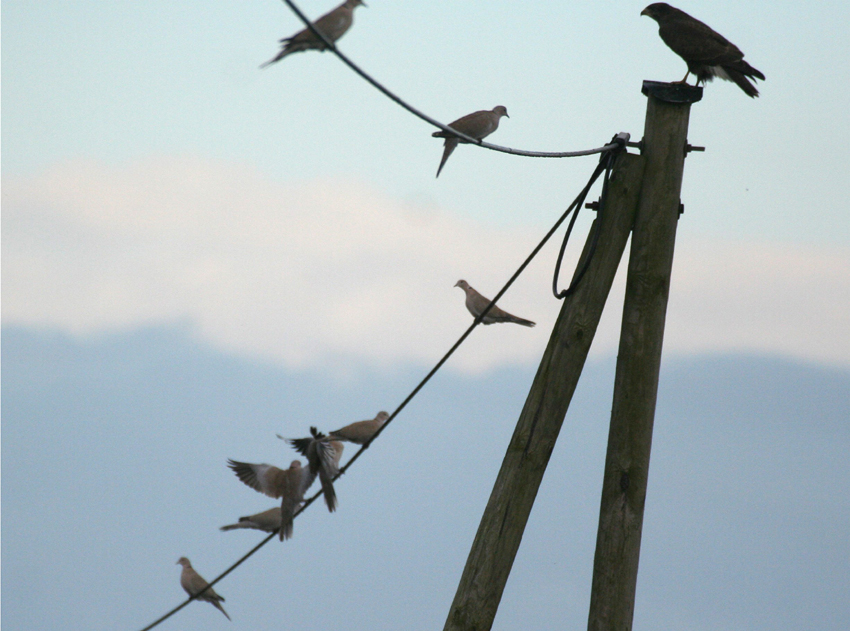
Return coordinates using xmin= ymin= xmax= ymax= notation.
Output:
xmin=4 ymin=1 xmax=849 ymax=370
xmin=3 ymin=3 xmax=850 ymax=629
xmin=3 ymin=0 xmax=849 ymax=243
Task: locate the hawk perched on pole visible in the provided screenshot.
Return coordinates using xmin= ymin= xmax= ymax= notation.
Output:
xmin=641 ymin=3 xmax=765 ymax=97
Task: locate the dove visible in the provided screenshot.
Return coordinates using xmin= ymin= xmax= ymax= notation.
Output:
xmin=176 ymin=557 xmax=231 ymax=621
xmin=227 ymin=459 xmax=315 ymax=540
xmin=641 ymin=3 xmax=764 ymax=97
xmin=220 ymin=507 xmax=283 ymax=533
xmin=285 ymin=428 xmax=344 ymax=512
xmin=432 ymin=106 xmax=509 ymax=177
xmin=329 ymin=411 xmax=390 ymax=444
xmin=261 ymin=0 xmax=366 ymax=68
xmin=454 ymin=280 xmax=535 ymax=327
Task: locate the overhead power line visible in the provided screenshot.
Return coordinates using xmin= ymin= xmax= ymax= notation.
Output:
xmin=137 ymin=135 xmax=628 ymax=631
xmin=279 ymin=0 xmax=621 ymax=159
xmin=139 ymin=5 xmax=632 ymax=629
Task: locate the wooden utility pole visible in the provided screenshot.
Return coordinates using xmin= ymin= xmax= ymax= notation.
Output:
xmin=586 ymin=80 xmax=702 ymax=631
xmin=443 ymin=151 xmax=645 ymax=631
xmin=443 ymin=81 xmax=701 ymax=631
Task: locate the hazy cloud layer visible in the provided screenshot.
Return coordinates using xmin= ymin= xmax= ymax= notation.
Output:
xmin=4 ymin=157 xmax=849 ymax=371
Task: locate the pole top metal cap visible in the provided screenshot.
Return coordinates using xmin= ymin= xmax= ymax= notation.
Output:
xmin=641 ymin=80 xmax=703 ymax=104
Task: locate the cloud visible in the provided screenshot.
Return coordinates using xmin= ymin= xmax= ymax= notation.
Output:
xmin=4 ymin=156 xmax=849 ymax=372
xmin=664 ymin=240 xmax=850 ymax=364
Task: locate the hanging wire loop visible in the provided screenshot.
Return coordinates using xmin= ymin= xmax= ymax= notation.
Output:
xmin=552 ymin=133 xmax=629 ymax=299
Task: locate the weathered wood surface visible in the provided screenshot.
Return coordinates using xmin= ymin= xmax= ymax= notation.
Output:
xmin=443 ymin=152 xmax=646 ymax=631
xmin=586 ymin=84 xmax=698 ymax=631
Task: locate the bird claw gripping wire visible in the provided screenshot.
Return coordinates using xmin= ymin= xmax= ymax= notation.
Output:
xmin=552 ymin=133 xmax=629 ymax=300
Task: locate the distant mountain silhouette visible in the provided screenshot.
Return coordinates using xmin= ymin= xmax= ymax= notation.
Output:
xmin=3 ymin=325 xmax=848 ymax=631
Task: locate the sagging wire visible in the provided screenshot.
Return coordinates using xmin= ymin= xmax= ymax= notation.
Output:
xmin=279 ymin=0 xmax=620 ymax=159
xmin=136 ymin=136 xmax=627 ymax=631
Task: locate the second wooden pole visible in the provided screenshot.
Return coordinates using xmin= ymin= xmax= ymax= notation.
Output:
xmin=586 ymin=81 xmax=702 ymax=631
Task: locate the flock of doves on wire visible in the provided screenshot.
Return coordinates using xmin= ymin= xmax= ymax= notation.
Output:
xmin=176 ymin=1 xmax=765 ymax=619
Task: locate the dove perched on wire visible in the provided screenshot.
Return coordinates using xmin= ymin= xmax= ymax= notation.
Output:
xmin=432 ymin=106 xmax=509 ymax=178
xmin=454 ymin=280 xmax=535 ymax=327
xmin=220 ymin=507 xmax=283 ymax=534
xmin=285 ymin=428 xmax=344 ymax=512
xmin=176 ymin=557 xmax=231 ymax=621
xmin=227 ymin=459 xmax=315 ymax=540
xmin=329 ymin=411 xmax=390 ymax=444
xmin=260 ymin=0 xmax=366 ymax=68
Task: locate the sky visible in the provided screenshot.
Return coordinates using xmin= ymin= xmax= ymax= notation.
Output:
xmin=3 ymin=0 xmax=850 ymax=629
xmin=4 ymin=0 xmax=850 ymax=371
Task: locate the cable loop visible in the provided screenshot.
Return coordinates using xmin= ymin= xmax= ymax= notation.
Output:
xmin=552 ymin=136 xmax=626 ymax=299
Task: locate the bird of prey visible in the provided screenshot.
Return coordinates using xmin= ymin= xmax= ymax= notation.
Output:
xmin=329 ymin=411 xmax=390 ymax=444
xmin=261 ymin=0 xmax=366 ymax=68
xmin=454 ymin=280 xmax=535 ymax=327
xmin=220 ymin=507 xmax=283 ymax=534
xmin=176 ymin=557 xmax=231 ymax=621
xmin=432 ymin=106 xmax=509 ymax=177
xmin=641 ymin=3 xmax=765 ymax=97
xmin=227 ymin=459 xmax=315 ymax=540
xmin=285 ymin=428 xmax=344 ymax=512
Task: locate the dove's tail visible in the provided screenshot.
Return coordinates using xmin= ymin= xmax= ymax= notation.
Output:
xmin=259 ymin=46 xmax=292 ymax=69
xmin=278 ymin=518 xmax=294 ymax=541
xmin=278 ymin=503 xmax=296 ymax=541
xmin=319 ymin=470 xmax=337 ymax=512
xmin=509 ymin=315 xmax=536 ymax=327
xmin=436 ymin=138 xmax=459 ymax=178
xmin=212 ymin=599 xmax=231 ymax=621
xmin=220 ymin=515 xmax=263 ymax=532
